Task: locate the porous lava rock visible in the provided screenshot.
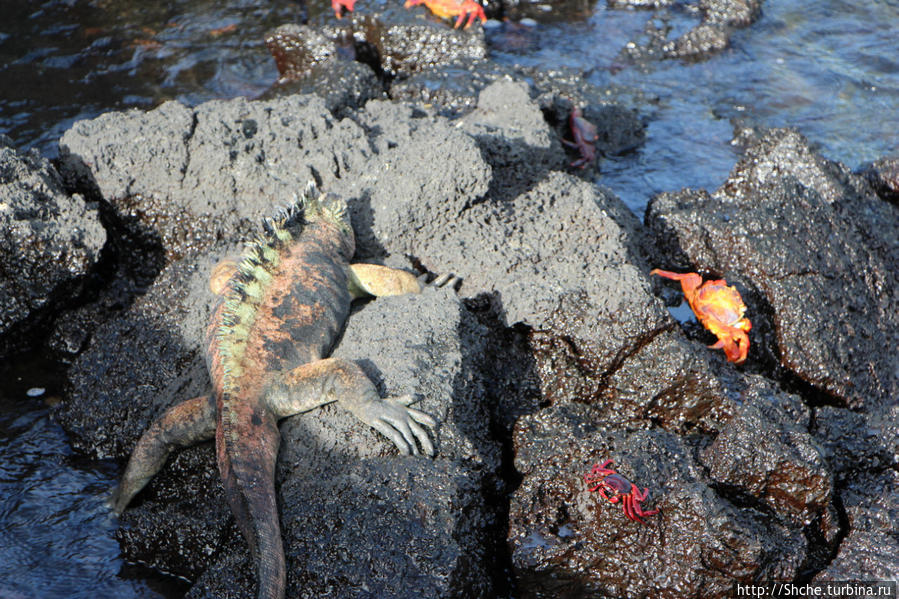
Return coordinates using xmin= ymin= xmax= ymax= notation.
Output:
xmin=58 ymin=93 xmax=491 ymax=262
xmin=388 ymin=58 xmax=516 ymax=117
xmin=811 ymin=406 xmax=895 ymax=485
xmin=0 ymin=135 xmax=105 ymax=357
xmin=646 ymin=128 xmax=899 ymax=411
xmin=326 ymin=99 xmax=491 ymax=259
xmin=700 ymin=395 xmax=838 ymax=540
xmin=263 ymin=24 xmax=383 ymax=115
xmin=859 ymin=155 xmax=899 ymax=204
xmin=617 ymin=0 xmax=763 ymax=61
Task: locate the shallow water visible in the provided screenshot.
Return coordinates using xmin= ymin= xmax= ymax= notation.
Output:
xmin=490 ymin=0 xmax=899 ymax=211
xmin=0 ymin=355 xmax=185 ymax=598
xmin=0 ymin=0 xmax=897 ymax=594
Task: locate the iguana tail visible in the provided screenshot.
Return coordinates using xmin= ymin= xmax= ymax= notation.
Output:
xmin=216 ymin=391 xmax=285 ymax=599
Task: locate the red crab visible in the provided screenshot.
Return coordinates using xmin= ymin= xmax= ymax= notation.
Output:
xmin=651 ymin=269 xmax=752 ymax=364
xmin=584 ymin=460 xmax=659 ymax=525
xmin=563 ymin=105 xmax=598 ymax=169
xmin=404 ymin=0 xmax=487 ymax=29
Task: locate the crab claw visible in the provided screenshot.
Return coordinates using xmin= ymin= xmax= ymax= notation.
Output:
xmin=650 ymin=269 xmax=702 ymax=294
xmin=331 ymin=0 xmax=356 ymax=18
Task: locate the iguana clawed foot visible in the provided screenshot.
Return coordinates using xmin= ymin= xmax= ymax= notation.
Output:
xmin=347 ymin=394 xmax=436 ymax=456
xmin=421 ymin=271 xmax=462 ymax=291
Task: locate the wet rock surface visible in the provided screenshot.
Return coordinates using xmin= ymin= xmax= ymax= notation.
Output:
xmin=700 ymin=395 xmax=837 ymax=538
xmin=388 ymin=58 xmax=516 ymax=117
xmin=859 ymin=156 xmax=899 ymax=204
xmin=814 ymin=470 xmax=899 ymax=581
xmin=0 ymin=135 xmax=106 ymax=358
xmin=509 ymin=403 xmax=806 ymax=598
xmin=263 ymin=24 xmax=384 ymax=116
xmin=646 ymin=128 xmax=899 ymax=411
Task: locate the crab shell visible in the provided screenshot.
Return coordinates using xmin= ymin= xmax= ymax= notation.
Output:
xmin=650 ymin=269 xmax=752 ymax=364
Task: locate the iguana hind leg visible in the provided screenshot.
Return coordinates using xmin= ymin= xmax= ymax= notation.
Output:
xmin=267 ymin=357 xmax=436 ymax=456
xmin=110 ymin=394 xmax=216 ymax=514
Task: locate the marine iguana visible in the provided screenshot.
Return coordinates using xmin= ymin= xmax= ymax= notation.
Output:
xmin=110 ymin=183 xmax=446 ymax=599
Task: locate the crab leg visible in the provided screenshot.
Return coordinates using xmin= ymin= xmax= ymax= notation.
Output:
xmin=624 ymin=496 xmax=636 ymax=522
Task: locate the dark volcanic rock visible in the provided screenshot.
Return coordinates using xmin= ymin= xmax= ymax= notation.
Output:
xmin=814 ymin=470 xmax=899 ymax=581
xmin=263 ymin=24 xmax=383 ymax=115
xmin=266 ymin=58 xmax=383 ymax=116
xmin=859 ymin=155 xmax=899 ymax=204
xmin=318 ymin=1 xmax=487 ymax=77
xmin=509 ymin=402 xmax=805 ymax=598
xmin=459 ymin=79 xmax=564 ymax=197
xmin=265 ymin=24 xmax=338 ymax=81
xmin=57 ymin=239 xmax=499 ymax=596
xmin=700 ymin=395 xmax=837 ymax=537
xmin=57 ymin=249 xmax=225 ymax=458
xmin=388 ymin=58 xmax=516 ymax=117
xmin=328 ymin=99 xmax=491 ymax=260
xmin=58 ymin=95 xmax=371 ymax=261
xmin=527 ymin=69 xmax=647 ymax=159
xmin=412 ymin=166 xmax=743 ymax=435
xmin=811 ymin=406 xmax=895 ymax=485
xmin=415 ymin=171 xmax=664 ymax=361
xmin=0 ymin=136 xmax=105 ymax=357
xmin=618 ymin=0 xmax=762 ymax=61
xmin=646 ymin=128 xmax=899 ymax=411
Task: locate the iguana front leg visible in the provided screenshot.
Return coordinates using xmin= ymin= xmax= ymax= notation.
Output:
xmin=110 ymin=394 xmax=217 ymax=513
xmin=267 ymin=357 xmax=436 ymax=455
xmin=347 ymin=263 xmax=422 ymax=298
xmin=347 ymin=263 xmax=459 ymax=298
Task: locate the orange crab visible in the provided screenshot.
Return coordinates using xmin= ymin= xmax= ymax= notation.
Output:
xmin=404 ymin=0 xmax=487 ymax=28
xmin=651 ymin=269 xmax=752 ymax=364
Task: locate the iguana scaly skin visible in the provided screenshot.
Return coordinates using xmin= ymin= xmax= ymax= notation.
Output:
xmin=110 ymin=184 xmax=440 ymax=599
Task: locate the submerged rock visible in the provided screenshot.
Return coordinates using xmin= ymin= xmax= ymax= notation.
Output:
xmin=0 ymin=135 xmax=105 ymax=357
xmin=618 ymin=0 xmax=763 ymax=61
